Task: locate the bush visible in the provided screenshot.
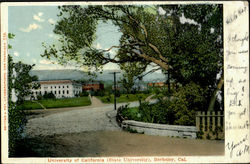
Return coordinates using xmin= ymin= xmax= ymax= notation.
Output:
xmin=138 ymin=100 xmax=176 ymax=124
xmin=43 ymin=92 xmax=56 ymax=99
xmin=171 ymin=82 xmax=207 ymax=126
xmin=106 ymin=97 xmax=111 ymax=102
xmin=121 ymin=106 xmax=141 ymax=121
xmin=115 ymin=90 xmax=121 ymax=97
xmin=36 ymin=94 xmax=43 ymax=100
xmin=120 ymin=82 xmax=207 ymax=126
xmin=79 ymin=90 xmax=89 ymax=97
xmin=8 ymin=101 xmax=27 ymax=156
xmin=197 ymin=130 xmax=204 ymax=139
xmin=95 ymin=90 xmax=105 ymax=97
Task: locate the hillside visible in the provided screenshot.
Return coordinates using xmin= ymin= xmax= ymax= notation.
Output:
xmin=30 ymin=69 xmax=166 ymax=82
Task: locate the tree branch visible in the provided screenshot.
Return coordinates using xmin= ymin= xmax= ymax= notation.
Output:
xmin=148 ymin=43 xmax=169 ymax=63
xmin=131 ymin=49 xmax=169 ymax=71
xmin=124 ymin=8 xmax=148 ymax=39
xmin=139 ymin=67 xmax=161 ymax=79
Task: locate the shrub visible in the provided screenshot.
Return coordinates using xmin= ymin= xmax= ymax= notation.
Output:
xmin=126 ymin=126 xmax=138 ymax=133
xmin=8 ymin=55 xmax=38 ymax=156
xmin=8 ymin=101 xmax=27 ymax=156
xmin=171 ymin=82 xmax=207 ymax=126
xmin=121 ymin=106 xmax=141 ymax=121
xmin=79 ymin=90 xmax=89 ymax=97
xmin=115 ymin=90 xmax=121 ymax=97
xmin=43 ymin=92 xmax=56 ymax=99
xmin=197 ymin=130 xmax=204 ymax=139
xmin=97 ymin=90 xmax=105 ymax=97
xmin=106 ymin=97 xmax=111 ymax=102
xmin=36 ymin=94 xmax=43 ymax=100
xmin=120 ymin=82 xmax=208 ymax=126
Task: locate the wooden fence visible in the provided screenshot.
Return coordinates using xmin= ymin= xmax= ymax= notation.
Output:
xmin=196 ymin=111 xmax=224 ymax=139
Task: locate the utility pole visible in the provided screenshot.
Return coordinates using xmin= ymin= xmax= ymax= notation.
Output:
xmin=109 ymin=71 xmax=120 ymax=110
xmin=167 ymin=70 xmax=170 ymax=92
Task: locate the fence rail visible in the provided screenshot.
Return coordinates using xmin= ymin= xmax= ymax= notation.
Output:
xmin=196 ymin=111 xmax=224 ymax=131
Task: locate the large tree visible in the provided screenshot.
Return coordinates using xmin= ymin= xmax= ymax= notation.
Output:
xmin=42 ymin=4 xmax=223 ymax=110
xmin=120 ymin=61 xmax=146 ymax=94
xmin=8 ymin=34 xmax=39 ymax=156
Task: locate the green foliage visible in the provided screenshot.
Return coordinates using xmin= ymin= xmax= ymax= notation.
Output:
xmin=106 ymin=96 xmax=111 ymax=102
xmin=43 ymin=92 xmax=56 ymax=99
xmin=212 ymin=126 xmax=224 ymax=140
xmin=17 ymin=97 xmax=91 ymax=110
xmin=121 ymin=82 xmax=207 ymax=126
xmin=42 ymin=5 xmax=222 ymax=85
xmin=121 ymin=100 xmax=174 ymax=124
xmin=126 ymin=126 xmax=139 ymax=133
xmin=41 ymin=4 xmax=223 ymax=113
xmin=36 ymin=94 xmax=43 ymax=100
xmin=79 ymin=90 xmax=89 ymax=97
xmin=115 ymin=90 xmax=121 ymax=97
xmin=92 ymin=90 xmax=105 ymax=97
xmin=97 ymin=93 xmax=150 ymax=104
xmin=140 ymin=100 xmax=177 ymax=124
xmin=8 ymin=56 xmax=38 ymax=156
xmin=196 ymin=130 xmax=204 ymax=139
xmin=121 ymin=107 xmax=141 ymax=121
xmin=8 ymin=33 xmax=40 ymax=156
xmin=171 ymin=82 xmax=207 ymax=125
xmin=120 ymin=62 xmax=147 ymax=94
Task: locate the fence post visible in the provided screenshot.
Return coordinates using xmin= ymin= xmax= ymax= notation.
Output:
xmin=212 ymin=111 xmax=216 ymax=131
xmin=196 ymin=111 xmax=201 ymax=130
xmin=202 ymin=111 xmax=206 ymax=132
xmin=217 ymin=111 xmax=221 ymax=127
xmin=207 ymin=111 xmax=211 ymax=131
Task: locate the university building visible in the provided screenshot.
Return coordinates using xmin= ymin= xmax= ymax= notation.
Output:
xmin=26 ymin=80 xmax=82 ymax=100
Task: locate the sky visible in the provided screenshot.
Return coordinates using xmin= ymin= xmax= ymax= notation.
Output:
xmin=8 ymin=5 xmax=122 ymax=71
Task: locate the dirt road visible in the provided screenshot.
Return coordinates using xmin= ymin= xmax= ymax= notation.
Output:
xmin=21 ymin=97 xmax=224 ymax=157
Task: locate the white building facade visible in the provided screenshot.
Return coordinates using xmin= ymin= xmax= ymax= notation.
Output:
xmin=26 ymin=80 xmax=82 ymax=100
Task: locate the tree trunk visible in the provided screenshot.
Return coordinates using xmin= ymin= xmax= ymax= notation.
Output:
xmin=208 ymin=76 xmax=224 ymax=111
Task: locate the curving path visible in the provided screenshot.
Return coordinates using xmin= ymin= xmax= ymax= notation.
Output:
xmin=23 ymin=96 xmax=224 ymax=156
xmin=25 ymin=96 xmax=123 ymax=137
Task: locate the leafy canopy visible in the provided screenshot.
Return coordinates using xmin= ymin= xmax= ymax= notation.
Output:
xmin=42 ymin=4 xmax=222 ymax=89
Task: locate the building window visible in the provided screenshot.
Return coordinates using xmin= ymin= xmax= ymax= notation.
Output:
xmin=67 ymin=90 xmax=69 ymax=94
xmin=55 ymin=86 xmax=56 ymax=89
xmin=45 ymin=91 xmax=47 ymax=94
xmin=59 ymin=91 xmax=61 ymax=94
xmin=51 ymin=86 xmax=52 ymax=89
xmin=63 ymin=90 xmax=65 ymax=94
xmin=67 ymin=85 xmax=69 ymax=88
xmin=55 ymin=91 xmax=57 ymax=94
xmin=59 ymin=86 xmax=60 ymax=88
xmin=63 ymin=86 xmax=64 ymax=88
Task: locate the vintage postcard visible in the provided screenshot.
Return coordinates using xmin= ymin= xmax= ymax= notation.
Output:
xmin=1 ymin=1 xmax=249 ymax=163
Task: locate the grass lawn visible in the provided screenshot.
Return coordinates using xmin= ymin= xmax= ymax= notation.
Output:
xmin=97 ymin=93 xmax=151 ymax=104
xmin=18 ymin=96 xmax=91 ymax=110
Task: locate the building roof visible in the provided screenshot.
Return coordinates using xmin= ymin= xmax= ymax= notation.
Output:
xmin=36 ymin=80 xmax=75 ymax=85
xmin=148 ymin=82 xmax=166 ymax=86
